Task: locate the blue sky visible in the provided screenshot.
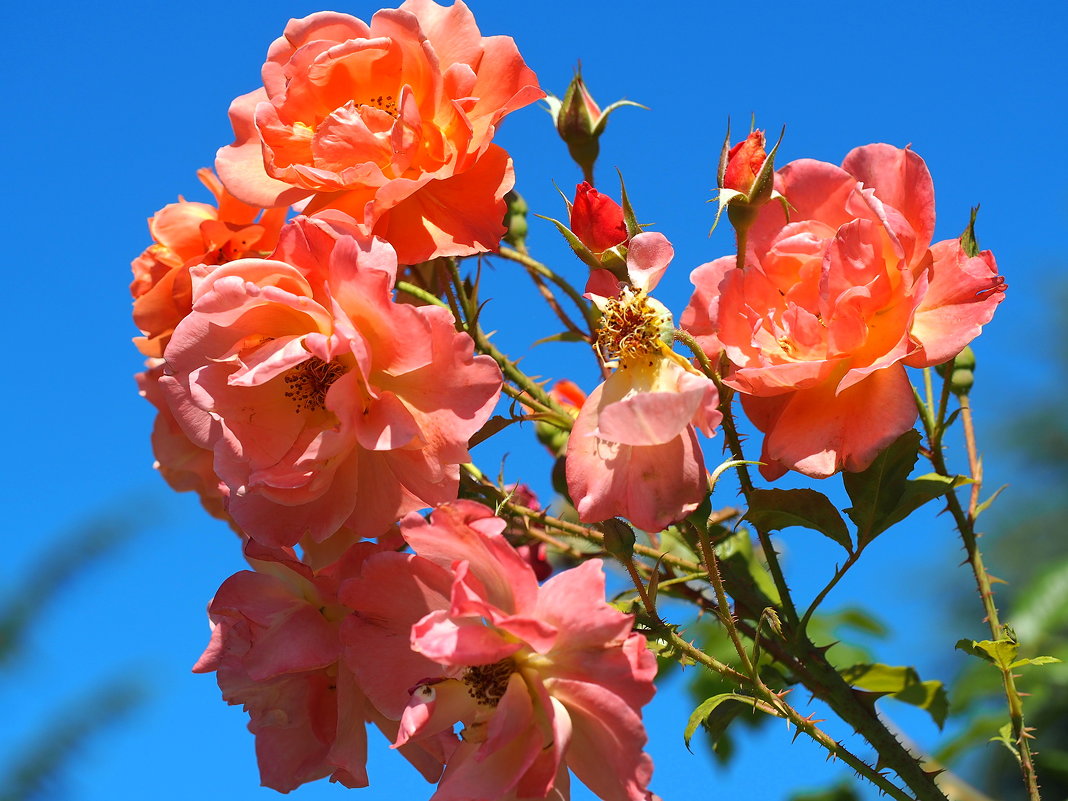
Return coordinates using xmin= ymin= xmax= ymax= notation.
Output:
xmin=2 ymin=0 xmax=1066 ymax=799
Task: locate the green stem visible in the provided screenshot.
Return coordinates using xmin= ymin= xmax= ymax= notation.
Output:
xmin=445 ymin=263 xmax=573 ymax=430
xmin=497 ymin=246 xmax=597 ymax=332
xmin=916 ymin=378 xmax=1041 ymax=801
xmin=664 ymin=629 xmax=916 ymax=801
xmin=395 ymin=280 xmax=447 ymax=308
xmin=799 ymin=549 xmax=863 ymax=634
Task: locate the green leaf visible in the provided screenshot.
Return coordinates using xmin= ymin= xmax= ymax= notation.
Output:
xmin=955 ymin=637 xmax=1019 ymax=669
xmin=843 ymin=430 xmax=920 ymax=543
xmin=1008 ymin=655 xmax=1062 ymax=668
xmin=531 ymin=331 xmax=588 ymax=347
xmin=843 ymin=432 xmax=964 ymax=546
xmin=838 ymin=663 xmax=949 ymax=728
xmin=684 ymin=693 xmax=775 ymax=752
xmin=990 ymin=721 xmax=1020 ymax=758
xmin=747 ymin=488 xmax=852 ymax=553
xmin=974 ymin=484 xmax=1007 ymax=518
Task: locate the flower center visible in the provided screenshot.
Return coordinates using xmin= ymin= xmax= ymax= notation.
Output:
xmin=361 ymin=94 xmax=398 ymax=117
xmin=462 ymin=658 xmax=515 ymax=707
xmin=597 ymin=288 xmax=672 ymax=365
xmin=282 ymin=357 xmax=347 ymax=414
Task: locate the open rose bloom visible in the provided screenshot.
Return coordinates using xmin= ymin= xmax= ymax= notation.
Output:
xmin=216 ymin=0 xmax=543 ymax=264
xmin=567 ymin=233 xmax=722 ymax=531
xmin=683 ymin=144 xmax=1005 ymax=479
xmin=160 ymin=215 xmax=501 ymax=546
xmin=341 ymin=502 xmax=657 ymax=801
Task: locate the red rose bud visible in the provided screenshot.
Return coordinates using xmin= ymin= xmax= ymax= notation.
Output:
xmin=722 ymin=131 xmax=768 ymax=197
xmin=570 ymin=182 xmax=628 ymax=254
xmin=711 ymin=123 xmax=787 ymax=236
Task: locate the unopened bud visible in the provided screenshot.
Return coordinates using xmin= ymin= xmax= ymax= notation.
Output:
xmin=711 ymin=122 xmax=788 ymax=238
xmin=545 ymin=68 xmax=643 ymax=183
xmin=936 ymin=346 xmax=977 ymax=396
xmin=503 ymin=190 xmax=528 ymax=249
xmin=599 ymin=518 xmax=636 ymax=562
xmin=570 ymin=182 xmax=628 ymax=254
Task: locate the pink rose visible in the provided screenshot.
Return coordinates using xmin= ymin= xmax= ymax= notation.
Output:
xmin=137 ymin=364 xmax=232 ymax=527
xmin=340 ymin=502 xmax=657 ymax=801
xmin=193 ymin=542 xmax=378 ymax=792
xmin=568 ymin=233 xmax=722 ymax=531
xmin=160 ymin=215 xmax=501 ymax=546
xmin=682 ymin=144 xmax=1005 ymax=479
xmin=195 ymin=540 xmax=450 ymax=792
xmin=215 ymin=1 xmax=543 ymax=265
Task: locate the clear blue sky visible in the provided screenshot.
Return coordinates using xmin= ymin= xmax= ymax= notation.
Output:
xmin=2 ymin=1 xmax=1066 ymax=799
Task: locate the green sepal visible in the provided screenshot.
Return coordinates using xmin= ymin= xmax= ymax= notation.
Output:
xmin=747 ymin=488 xmax=852 ymax=554
xmin=590 ymin=99 xmax=646 ymax=139
xmin=535 ymin=213 xmax=602 ymax=270
xmin=616 ymin=169 xmax=643 ymax=239
xmin=959 ymin=205 xmax=982 ymax=258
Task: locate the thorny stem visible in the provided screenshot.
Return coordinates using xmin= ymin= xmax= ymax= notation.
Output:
xmin=694 ymin=524 xmax=756 ymax=678
xmin=497 ymin=246 xmax=597 ymax=334
xmin=719 ymin=394 xmax=800 ymax=627
xmin=503 ymin=502 xmax=702 ymax=574
xmin=501 ymin=493 xmax=946 ymax=800
xmin=524 ymin=268 xmax=590 ymax=342
xmin=663 ymin=631 xmax=917 ymax=801
xmin=799 ymin=549 xmax=863 ymax=634
xmin=445 ymin=263 xmax=573 ymax=429
xmin=918 ymin=378 xmax=1042 ymax=801
xmin=673 ymin=329 xmax=800 ymax=627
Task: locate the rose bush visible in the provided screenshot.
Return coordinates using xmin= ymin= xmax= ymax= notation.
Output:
xmin=215 ymin=0 xmax=543 ymax=264
xmin=683 ymin=143 xmax=1005 ymax=479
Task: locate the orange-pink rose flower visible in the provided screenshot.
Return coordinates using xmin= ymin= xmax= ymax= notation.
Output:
xmin=159 ymin=214 xmax=502 ymax=546
xmin=130 ymin=168 xmax=286 ymax=357
xmin=215 ymin=1 xmax=543 ymax=265
xmin=682 ymin=144 xmax=1006 ymax=479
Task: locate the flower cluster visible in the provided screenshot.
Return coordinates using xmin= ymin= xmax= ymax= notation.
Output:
xmin=129 ymin=2 xmax=1009 ymax=798
xmin=130 ymin=3 xmax=658 ymax=799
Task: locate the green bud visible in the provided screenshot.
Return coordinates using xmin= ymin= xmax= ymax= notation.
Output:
xmin=950 ymin=368 xmax=974 ymax=396
xmin=502 ymin=190 xmax=528 ymax=249
xmin=599 ymin=518 xmax=636 ymax=562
